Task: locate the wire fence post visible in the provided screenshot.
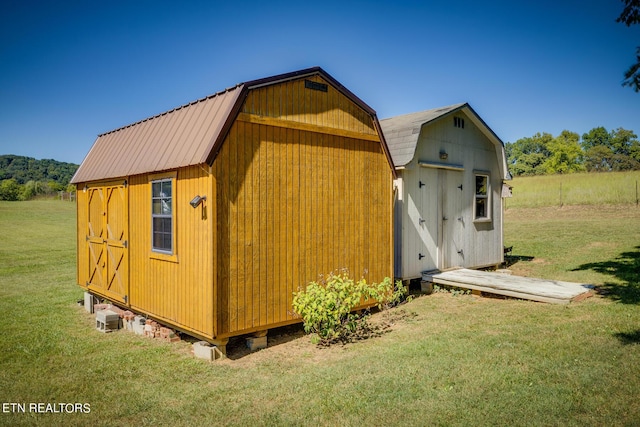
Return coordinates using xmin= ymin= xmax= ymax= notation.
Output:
xmin=559 ymin=182 xmax=563 ymax=208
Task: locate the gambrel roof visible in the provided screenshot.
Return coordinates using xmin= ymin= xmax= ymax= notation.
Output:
xmin=71 ymin=67 xmax=393 ymax=183
xmin=380 ymin=103 xmax=510 ymax=180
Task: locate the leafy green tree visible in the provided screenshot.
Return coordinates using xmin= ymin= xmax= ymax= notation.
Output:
xmin=582 ymin=126 xmax=611 ymax=151
xmin=582 ymin=127 xmax=614 ymax=171
xmin=0 ymin=179 xmax=21 ymax=201
xmin=506 ymin=132 xmax=553 ymax=176
xmin=608 ymin=128 xmax=640 ymax=170
xmin=20 ymin=181 xmax=37 ymax=200
xmin=618 ymin=0 xmax=640 ymax=91
xmin=0 ymin=155 xmax=78 ymax=186
xmin=543 ymin=130 xmax=585 ymax=174
xmin=581 ymin=127 xmax=639 ymax=171
xmin=584 ymin=145 xmax=615 ymax=172
xmin=611 ymin=127 xmax=640 ymax=157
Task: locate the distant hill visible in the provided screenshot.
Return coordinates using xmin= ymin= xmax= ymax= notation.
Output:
xmin=0 ymin=155 xmax=79 ymax=186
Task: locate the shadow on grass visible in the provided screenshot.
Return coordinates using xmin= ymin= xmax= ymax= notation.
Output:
xmin=572 ymin=246 xmax=640 ymax=304
xmin=504 ymin=254 xmax=534 ymax=267
xmin=614 ymin=330 xmax=640 ymax=345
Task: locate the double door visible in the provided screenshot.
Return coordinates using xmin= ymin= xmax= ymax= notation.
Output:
xmin=86 ymin=181 xmax=129 ymax=304
xmin=418 ymin=167 xmax=464 ymax=271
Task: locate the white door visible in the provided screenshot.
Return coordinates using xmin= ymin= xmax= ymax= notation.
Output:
xmin=438 ymin=169 xmax=464 ymax=269
xmin=416 ymin=167 xmax=438 ymax=272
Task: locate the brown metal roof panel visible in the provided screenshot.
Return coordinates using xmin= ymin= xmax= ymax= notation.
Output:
xmin=71 ymin=86 xmax=243 ymax=183
xmin=163 ymin=103 xmax=204 ymax=167
xmin=74 ymin=132 xmax=125 ymax=182
xmin=155 ymin=98 xmax=210 ymax=169
xmin=150 ymin=89 xmax=241 ymax=171
xmin=173 ymin=98 xmax=218 ymax=166
xmin=189 ymin=91 xmax=239 ymax=164
xmin=122 ymin=116 xmax=164 ymax=176
xmin=148 ymin=104 xmax=196 ymax=172
xmin=201 ymin=85 xmax=246 ymax=165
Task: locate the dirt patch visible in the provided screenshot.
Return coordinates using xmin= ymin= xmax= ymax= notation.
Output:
xmin=222 ymin=307 xmax=419 ymax=366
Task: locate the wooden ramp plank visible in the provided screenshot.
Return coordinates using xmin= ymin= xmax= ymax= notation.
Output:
xmin=423 ymin=268 xmax=593 ymax=305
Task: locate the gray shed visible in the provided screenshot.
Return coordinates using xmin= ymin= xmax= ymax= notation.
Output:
xmin=380 ymin=103 xmax=511 ymax=280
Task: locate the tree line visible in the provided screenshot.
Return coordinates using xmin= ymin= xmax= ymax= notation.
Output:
xmin=505 ymin=127 xmax=640 ymax=176
xmin=0 ymin=155 xmax=78 ymax=201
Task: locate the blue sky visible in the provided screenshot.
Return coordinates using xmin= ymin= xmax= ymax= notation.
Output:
xmin=1 ymin=0 xmax=639 ymax=165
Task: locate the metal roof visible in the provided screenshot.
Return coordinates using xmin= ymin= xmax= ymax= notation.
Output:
xmin=380 ymin=103 xmax=510 ymax=179
xmin=72 ymin=67 xmax=394 ymax=183
xmin=71 ymin=86 xmax=243 ymax=183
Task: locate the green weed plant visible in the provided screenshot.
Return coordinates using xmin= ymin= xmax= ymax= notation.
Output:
xmin=292 ymin=271 xmax=408 ymax=345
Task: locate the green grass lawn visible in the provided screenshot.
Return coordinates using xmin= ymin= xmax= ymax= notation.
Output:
xmin=507 ymin=170 xmax=640 ymax=208
xmin=1 ymin=195 xmax=639 ymax=426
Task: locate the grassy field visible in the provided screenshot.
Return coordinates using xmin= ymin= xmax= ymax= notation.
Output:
xmin=506 ymin=170 xmax=640 ymax=208
xmin=1 ymin=184 xmax=639 ymax=426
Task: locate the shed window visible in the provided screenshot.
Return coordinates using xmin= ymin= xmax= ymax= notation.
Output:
xmin=454 ymin=116 xmax=465 ymax=129
xmin=151 ymin=178 xmax=173 ymax=253
xmin=474 ymin=174 xmax=490 ymax=221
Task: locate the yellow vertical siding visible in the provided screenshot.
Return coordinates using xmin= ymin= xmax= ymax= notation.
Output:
xmin=214 ymin=76 xmax=393 ymax=337
xmin=76 ymin=74 xmax=392 ymax=342
xmin=243 ymin=76 xmax=378 ymax=138
xmin=128 ymin=166 xmax=214 ymax=337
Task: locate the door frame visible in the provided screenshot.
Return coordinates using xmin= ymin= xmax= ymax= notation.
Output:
xmin=85 ymin=180 xmax=130 ymax=304
xmin=437 ymin=169 xmax=464 ymax=270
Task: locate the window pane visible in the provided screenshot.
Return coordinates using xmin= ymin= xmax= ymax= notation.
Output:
xmin=152 ymin=198 xmax=172 ymax=252
xmin=162 ymin=181 xmax=171 ymax=196
xmin=153 ymin=232 xmax=164 ymax=249
xmin=152 ymin=182 xmax=162 ymax=197
xmin=153 ymin=217 xmax=171 ymax=233
xmin=152 ymin=200 xmax=163 ymax=214
xmin=476 ymin=199 xmax=486 ymax=218
xmin=475 ymin=176 xmax=487 ymax=195
xmin=162 ymin=199 xmax=171 ymax=215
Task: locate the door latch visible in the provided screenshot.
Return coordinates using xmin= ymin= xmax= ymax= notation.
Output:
xmin=419 ymin=218 xmax=426 ymax=224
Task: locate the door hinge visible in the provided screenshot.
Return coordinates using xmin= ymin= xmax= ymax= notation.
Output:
xmin=457 ymin=249 xmax=464 ymax=255
xmin=419 ymin=218 xmax=426 ymax=224
xmin=419 ymin=180 xmax=425 ymax=188
xmin=418 ymin=253 xmax=425 ymax=260
xmin=458 ymin=184 xmax=463 ymax=190
xmin=123 ymin=240 xmax=128 ymax=248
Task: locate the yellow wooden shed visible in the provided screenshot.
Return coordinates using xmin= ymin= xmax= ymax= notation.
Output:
xmin=71 ymin=67 xmax=395 ymax=351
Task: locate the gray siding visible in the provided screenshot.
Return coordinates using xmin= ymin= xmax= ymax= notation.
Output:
xmin=394 ymin=109 xmax=505 ymax=279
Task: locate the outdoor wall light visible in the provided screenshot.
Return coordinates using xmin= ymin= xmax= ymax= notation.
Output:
xmin=190 ymin=195 xmax=206 ymax=208
xmin=439 ymin=151 xmax=448 ymax=160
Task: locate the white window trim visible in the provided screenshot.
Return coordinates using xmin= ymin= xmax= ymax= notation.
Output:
xmin=150 ymin=172 xmax=177 ymax=261
xmin=473 ymin=172 xmax=491 ymax=222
